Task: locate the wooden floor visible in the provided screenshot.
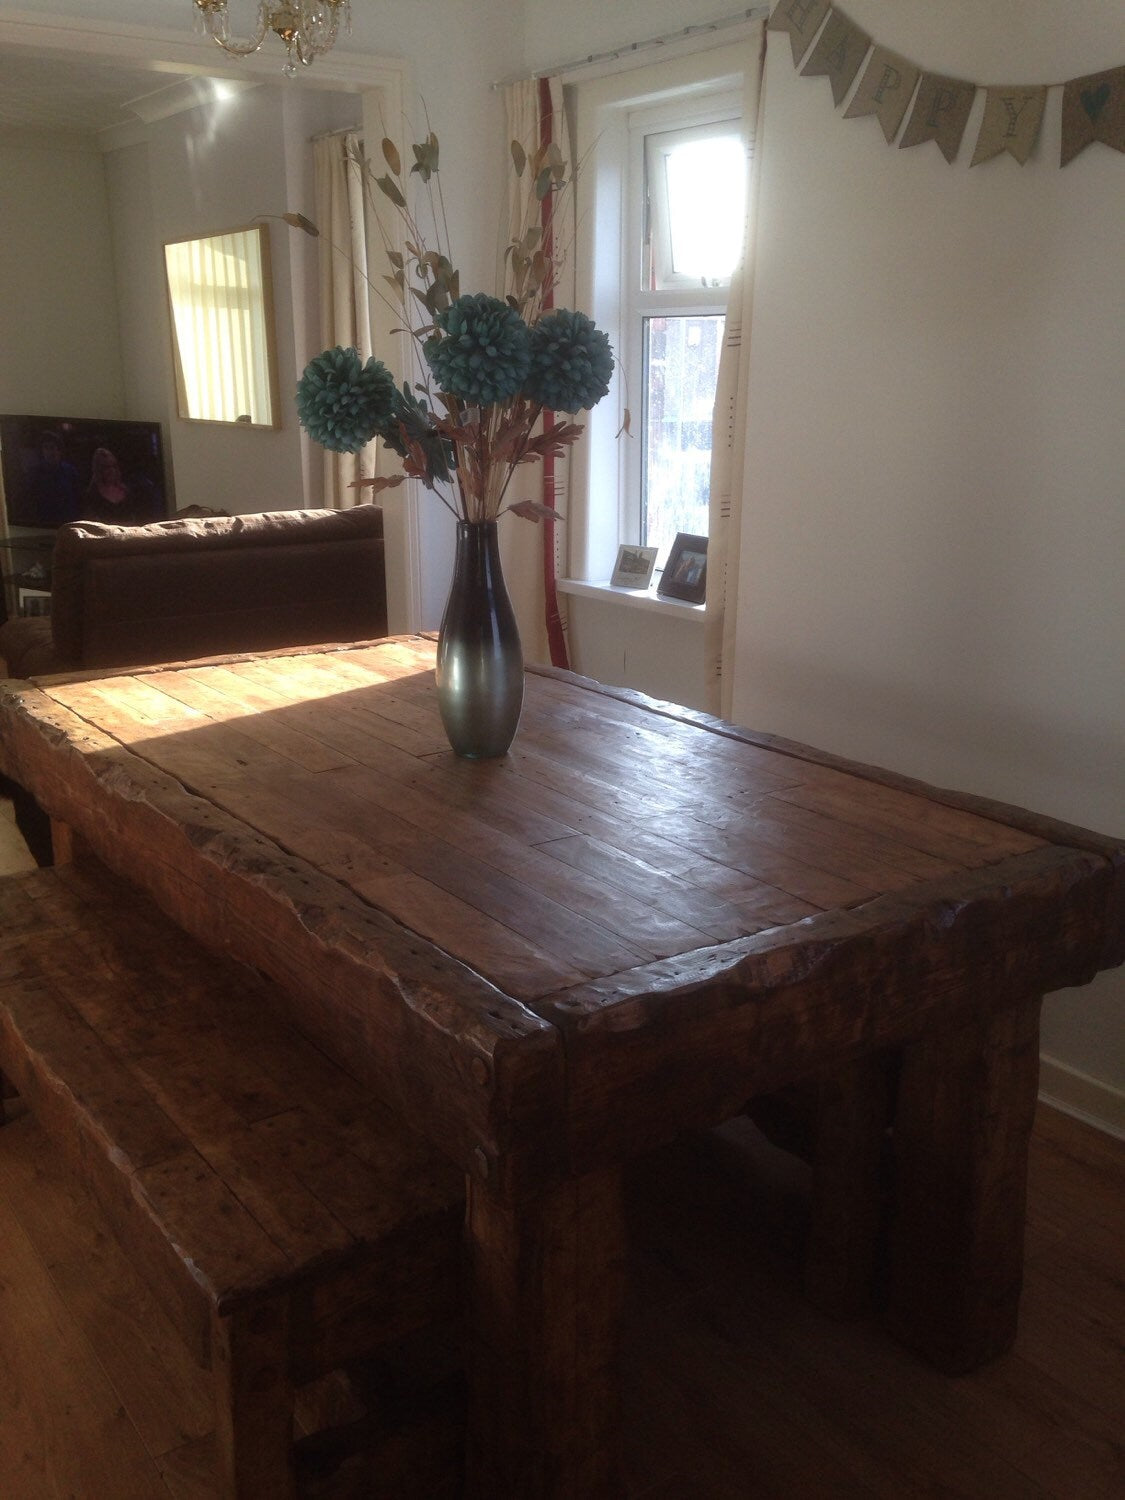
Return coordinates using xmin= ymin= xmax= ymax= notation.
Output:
xmin=0 ymin=812 xmax=1122 ymax=1498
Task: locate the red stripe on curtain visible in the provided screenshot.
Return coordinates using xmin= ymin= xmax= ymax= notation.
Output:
xmin=539 ymin=76 xmax=570 ymax=671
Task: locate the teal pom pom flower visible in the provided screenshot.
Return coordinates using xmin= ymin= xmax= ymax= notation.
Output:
xmin=524 ymin=309 xmax=614 ymax=414
xmin=424 ymin=294 xmax=532 ymax=406
xmin=296 ymin=346 xmax=397 ymax=454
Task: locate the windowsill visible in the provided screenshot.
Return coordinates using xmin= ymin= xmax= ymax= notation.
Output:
xmin=558 ymin=577 xmax=706 ymax=622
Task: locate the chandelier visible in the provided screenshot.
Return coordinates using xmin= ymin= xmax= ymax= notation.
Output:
xmin=193 ymin=2 xmax=351 ymax=76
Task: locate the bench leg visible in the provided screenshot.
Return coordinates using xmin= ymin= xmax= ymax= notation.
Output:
xmin=211 ymin=1299 xmax=297 ymax=1500
xmin=885 ymin=994 xmax=1042 ymax=1374
xmin=465 ymin=1165 xmax=626 ymax=1500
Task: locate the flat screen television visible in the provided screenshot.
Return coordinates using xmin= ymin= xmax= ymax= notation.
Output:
xmin=0 ymin=413 xmax=168 ymax=531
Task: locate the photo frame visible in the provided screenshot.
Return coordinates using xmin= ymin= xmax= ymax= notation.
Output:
xmin=610 ymin=543 xmax=659 ymax=590
xmin=657 ymin=532 xmax=708 ymax=604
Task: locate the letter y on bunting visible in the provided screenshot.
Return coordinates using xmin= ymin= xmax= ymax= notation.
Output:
xmin=971 ymin=86 xmax=1047 ymax=166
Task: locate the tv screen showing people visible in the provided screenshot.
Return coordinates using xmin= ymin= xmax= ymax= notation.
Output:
xmin=0 ymin=414 xmax=167 ymax=531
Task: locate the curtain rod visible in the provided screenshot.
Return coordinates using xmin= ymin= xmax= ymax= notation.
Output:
xmin=308 ymin=124 xmax=361 ymax=143
xmin=490 ymin=5 xmax=770 ymax=90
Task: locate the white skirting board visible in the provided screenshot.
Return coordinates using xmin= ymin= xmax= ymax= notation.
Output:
xmin=1039 ymin=1054 xmax=1125 ymax=1141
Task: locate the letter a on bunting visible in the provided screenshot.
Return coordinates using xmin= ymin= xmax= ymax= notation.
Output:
xmin=802 ymin=8 xmax=872 ymax=107
xmin=767 ymin=0 xmax=832 ymax=65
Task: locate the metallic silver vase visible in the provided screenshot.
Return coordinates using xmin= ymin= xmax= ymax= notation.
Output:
xmin=435 ymin=520 xmax=524 ymax=758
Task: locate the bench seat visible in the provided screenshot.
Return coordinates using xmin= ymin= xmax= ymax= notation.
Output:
xmin=0 ymin=862 xmax=465 ymax=1499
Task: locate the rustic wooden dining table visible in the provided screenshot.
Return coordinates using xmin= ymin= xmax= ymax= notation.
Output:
xmin=1 ymin=634 xmax=1121 ymax=1498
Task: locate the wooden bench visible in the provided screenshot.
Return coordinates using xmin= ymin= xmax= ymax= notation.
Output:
xmin=0 ymin=862 xmax=466 ymax=1499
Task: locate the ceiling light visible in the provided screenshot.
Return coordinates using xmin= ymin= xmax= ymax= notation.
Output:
xmin=193 ymin=2 xmax=351 ymax=77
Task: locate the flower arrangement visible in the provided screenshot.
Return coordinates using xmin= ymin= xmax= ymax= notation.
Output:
xmin=293 ymin=129 xmax=614 ymax=527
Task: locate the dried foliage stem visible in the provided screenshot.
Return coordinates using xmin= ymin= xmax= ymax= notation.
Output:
xmin=293 ymin=120 xmax=614 ymax=529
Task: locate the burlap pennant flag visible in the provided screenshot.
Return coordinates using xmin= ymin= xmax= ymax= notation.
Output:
xmin=1060 ymin=66 xmax=1125 ymax=165
xmin=971 ymin=87 xmax=1047 ymax=166
xmin=900 ymin=73 xmax=976 ymax=162
xmin=801 ymin=8 xmax=872 ymax=107
xmin=844 ymin=46 xmax=920 ymax=143
xmin=767 ymin=0 xmax=832 ymax=67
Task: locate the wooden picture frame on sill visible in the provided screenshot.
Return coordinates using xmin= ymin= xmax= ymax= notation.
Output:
xmin=610 ymin=543 xmax=659 ymax=590
xmin=657 ymin=533 xmax=708 ymax=604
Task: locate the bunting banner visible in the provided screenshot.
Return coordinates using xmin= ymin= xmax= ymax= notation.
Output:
xmin=769 ymin=3 xmax=1125 ymax=168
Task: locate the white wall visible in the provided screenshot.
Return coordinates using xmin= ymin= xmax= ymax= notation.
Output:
xmin=0 ymin=131 xmax=124 ymax=417
xmin=104 ymin=83 xmax=363 ymax=517
xmin=524 ymin=0 xmax=717 ymax=75
xmin=734 ymin=0 xmax=1125 ymax=1109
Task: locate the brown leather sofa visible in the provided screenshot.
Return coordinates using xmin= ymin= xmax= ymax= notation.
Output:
xmin=0 ymin=504 xmax=388 ymax=680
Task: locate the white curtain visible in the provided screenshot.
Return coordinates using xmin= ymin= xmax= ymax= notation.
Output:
xmin=501 ymin=77 xmax=573 ymax=669
xmin=313 ymin=130 xmax=373 ymax=509
xmin=705 ymin=27 xmax=768 ymax=718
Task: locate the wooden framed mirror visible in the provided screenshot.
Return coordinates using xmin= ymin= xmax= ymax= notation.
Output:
xmin=164 ymin=223 xmax=280 ymax=428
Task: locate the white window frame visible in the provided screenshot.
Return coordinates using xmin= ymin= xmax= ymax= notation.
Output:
xmin=624 ymin=95 xmax=743 ymax=551
xmin=569 ymin=45 xmax=748 ymax=588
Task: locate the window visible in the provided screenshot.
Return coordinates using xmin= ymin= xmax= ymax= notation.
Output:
xmin=635 ymin=117 xmax=745 ymax=556
xmin=572 ymin=49 xmax=749 ymax=587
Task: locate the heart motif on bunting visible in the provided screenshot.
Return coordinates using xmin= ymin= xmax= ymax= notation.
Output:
xmin=1062 ymin=67 xmax=1125 ymax=163
xmin=1081 ymin=83 xmax=1110 ymax=120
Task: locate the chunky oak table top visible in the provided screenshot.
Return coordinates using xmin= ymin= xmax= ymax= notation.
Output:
xmin=1 ymin=636 xmax=1121 ymax=1497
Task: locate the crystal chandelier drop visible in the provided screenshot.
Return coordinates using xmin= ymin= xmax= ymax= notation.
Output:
xmin=194 ymin=2 xmax=351 ymax=77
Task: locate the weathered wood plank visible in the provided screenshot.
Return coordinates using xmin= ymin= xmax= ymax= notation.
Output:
xmin=535 ymin=832 xmax=761 ymax=942
xmin=323 ymin=761 xmax=721 ymax=954
xmin=143 ymin=668 xmax=355 ymax=772
xmin=527 ymin=662 xmax=1117 ymax=862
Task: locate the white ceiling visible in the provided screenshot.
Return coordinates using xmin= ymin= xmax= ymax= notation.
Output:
xmin=0 ymin=50 xmax=195 ymax=136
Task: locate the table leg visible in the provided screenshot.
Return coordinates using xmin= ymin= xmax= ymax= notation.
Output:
xmin=210 ymin=1298 xmax=297 ymax=1500
xmin=805 ymin=1052 xmax=894 ymax=1318
xmin=465 ymin=1164 xmax=627 ymax=1499
xmin=886 ymin=994 xmax=1042 ymax=1374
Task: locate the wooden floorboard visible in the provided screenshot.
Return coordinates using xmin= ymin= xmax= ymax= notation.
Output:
xmin=0 ymin=1097 xmax=1120 ymax=1498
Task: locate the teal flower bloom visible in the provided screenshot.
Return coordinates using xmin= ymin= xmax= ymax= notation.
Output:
xmin=424 ymin=294 xmax=532 ymax=405
xmin=296 ymin=346 xmax=397 ymax=453
xmin=524 ymin=309 xmax=614 ymax=414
